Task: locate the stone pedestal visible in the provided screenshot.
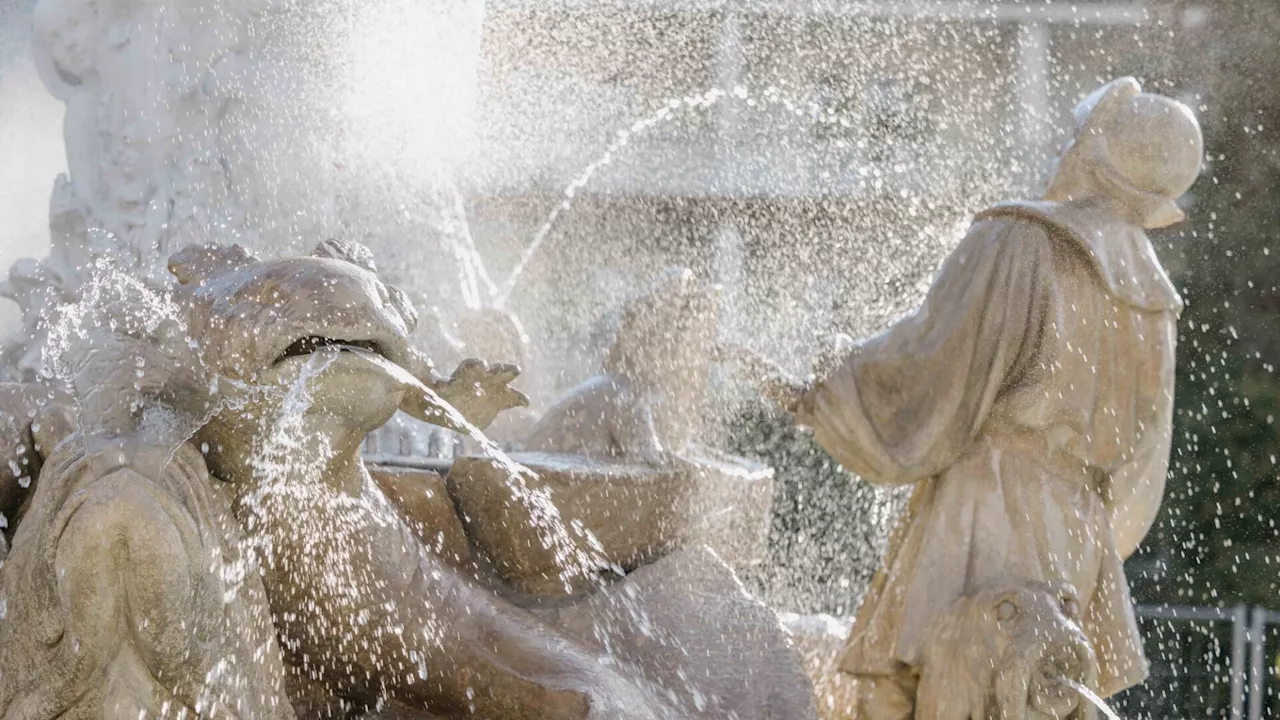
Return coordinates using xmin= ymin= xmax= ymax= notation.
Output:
xmin=446 ymin=448 xmax=773 ymax=596
xmin=680 ymin=446 xmax=774 ymax=568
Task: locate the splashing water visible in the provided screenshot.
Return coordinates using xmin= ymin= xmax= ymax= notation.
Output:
xmin=36 ymin=261 xmax=769 ymax=715
xmin=496 ymin=84 xmax=847 ymax=306
xmin=236 ymin=348 xmax=452 ymax=686
xmin=349 ymin=347 xmax=617 ymax=590
xmin=348 ymin=348 xmax=716 ymax=711
xmin=496 ymin=87 xmax=725 ymax=306
xmin=1062 ymin=679 xmax=1123 ymax=720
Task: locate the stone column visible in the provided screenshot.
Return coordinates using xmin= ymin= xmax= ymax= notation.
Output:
xmin=29 ymin=0 xmax=285 ymax=283
xmin=711 ymin=223 xmax=746 ymax=342
xmin=1015 ymin=21 xmax=1054 ymax=191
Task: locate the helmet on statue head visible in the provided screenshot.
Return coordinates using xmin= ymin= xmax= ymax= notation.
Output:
xmin=1049 ymin=77 xmax=1204 ymax=229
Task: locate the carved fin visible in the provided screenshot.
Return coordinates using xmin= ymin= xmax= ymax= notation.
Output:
xmin=167 ymin=244 xmax=258 ymax=286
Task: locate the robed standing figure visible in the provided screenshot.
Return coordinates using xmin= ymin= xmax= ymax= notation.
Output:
xmin=767 ymin=78 xmax=1204 ymax=718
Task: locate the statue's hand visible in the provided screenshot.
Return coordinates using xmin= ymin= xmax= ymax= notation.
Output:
xmin=812 ymin=332 xmax=855 ymax=381
xmin=715 ymin=344 xmax=812 ymax=415
xmin=434 ymin=358 xmax=530 ymax=431
xmin=760 ymin=372 xmax=810 ymax=416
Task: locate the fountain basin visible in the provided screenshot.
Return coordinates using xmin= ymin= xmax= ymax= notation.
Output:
xmin=446 ymin=448 xmax=774 ymax=596
xmin=368 ymin=464 xmax=472 ymax=569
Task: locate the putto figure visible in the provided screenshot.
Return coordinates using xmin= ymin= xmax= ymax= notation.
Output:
xmin=767 ymin=77 xmax=1202 ymax=718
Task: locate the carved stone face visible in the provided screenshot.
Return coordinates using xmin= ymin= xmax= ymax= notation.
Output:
xmin=167 ymin=242 xmax=428 ymax=471
xmin=988 ymin=583 xmax=1095 ymax=719
xmin=33 ymin=0 xmax=102 ymax=91
xmin=917 ymin=581 xmax=1099 ymax=720
xmin=174 ymin=243 xmax=417 ymax=383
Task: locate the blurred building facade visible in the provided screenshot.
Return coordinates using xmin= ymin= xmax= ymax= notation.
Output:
xmin=464 ymin=0 xmax=1187 ymax=396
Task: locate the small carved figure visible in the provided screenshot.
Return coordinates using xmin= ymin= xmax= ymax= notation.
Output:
xmin=915 ymin=582 xmax=1099 ymax=720
xmin=522 ymin=267 xmax=719 ymax=465
xmin=763 ymin=78 xmax=1203 ymax=717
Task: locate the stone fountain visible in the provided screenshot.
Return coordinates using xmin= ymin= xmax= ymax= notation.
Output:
xmin=0 ymin=0 xmax=1204 ymax=717
xmin=0 ymin=239 xmax=816 ymax=720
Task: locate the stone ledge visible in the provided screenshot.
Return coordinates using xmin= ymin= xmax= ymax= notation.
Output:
xmin=446 ymin=448 xmax=774 ymax=596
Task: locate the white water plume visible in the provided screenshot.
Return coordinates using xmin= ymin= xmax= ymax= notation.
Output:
xmin=498 ymin=87 xmax=725 ymax=306
xmin=1063 ymin=678 xmax=1123 ymax=720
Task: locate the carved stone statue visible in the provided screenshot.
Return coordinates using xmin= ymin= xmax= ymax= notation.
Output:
xmin=0 ymin=241 xmax=679 ymax=720
xmin=522 ymin=267 xmax=719 ymax=466
xmin=765 ymin=77 xmax=1203 ymax=717
xmin=11 ymin=0 xmax=498 ymax=395
xmin=438 ymin=265 xmax=812 ymax=719
xmin=30 ymin=0 xmax=280 ymax=280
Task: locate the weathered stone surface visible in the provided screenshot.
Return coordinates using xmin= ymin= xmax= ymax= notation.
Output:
xmin=447 ymin=450 xmax=773 ymax=596
xmin=368 ymin=464 xmax=472 ymax=569
xmin=0 ymin=441 xmax=296 ymax=720
xmin=915 ymin=582 xmax=1098 ymax=720
xmin=0 ymin=243 xmax=676 ymax=720
xmin=760 ymin=78 xmax=1201 ymax=717
xmin=780 ymin=614 xmax=859 ymax=720
xmin=542 ymin=546 xmax=819 ymax=720
xmin=359 ymin=702 xmax=446 ymax=719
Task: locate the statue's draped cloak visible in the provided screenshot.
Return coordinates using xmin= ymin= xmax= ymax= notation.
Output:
xmin=798 ymin=199 xmax=1179 ymax=698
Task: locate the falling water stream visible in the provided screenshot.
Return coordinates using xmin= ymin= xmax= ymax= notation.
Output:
xmin=1063 ymin=679 xmax=1124 ymax=720
xmin=348 ymin=346 xmax=615 ymax=587
xmin=496 ymin=84 xmax=828 ymax=306
xmin=496 ymin=87 xmax=725 ymax=306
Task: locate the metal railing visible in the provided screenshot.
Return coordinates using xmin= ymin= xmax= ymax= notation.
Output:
xmin=1118 ymin=604 xmax=1280 ymax=720
xmin=1247 ymin=607 xmax=1280 ymax=720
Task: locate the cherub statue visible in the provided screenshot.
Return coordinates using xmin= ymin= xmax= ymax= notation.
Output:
xmin=763 ymin=77 xmax=1202 ymax=717
xmin=522 ymin=267 xmax=720 ymax=466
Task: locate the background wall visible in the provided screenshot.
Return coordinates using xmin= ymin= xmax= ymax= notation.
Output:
xmin=0 ymin=0 xmax=63 ymax=328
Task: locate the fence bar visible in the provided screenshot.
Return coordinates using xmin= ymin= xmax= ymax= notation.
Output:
xmin=1137 ymin=604 xmax=1240 ymax=622
xmin=1233 ymin=604 xmax=1249 ymax=720
xmin=1249 ymin=607 xmax=1267 ymax=720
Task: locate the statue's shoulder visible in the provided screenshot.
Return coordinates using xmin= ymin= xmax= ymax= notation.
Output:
xmin=973 ymin=200 xmax=1183 ymax=314
xmin=973 ymin=200 xmax=1078 ymax=244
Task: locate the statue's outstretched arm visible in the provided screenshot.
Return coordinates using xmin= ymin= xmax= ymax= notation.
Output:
xmin=398 ymin=347 xmax=529 ymax=433
xmin=716 ymin=335 xmax=854 ymax=416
